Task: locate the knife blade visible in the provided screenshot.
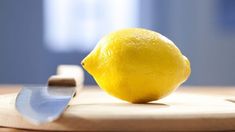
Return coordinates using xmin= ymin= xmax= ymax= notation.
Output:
xmin=15 ymin=65 xmax=84 ymax=124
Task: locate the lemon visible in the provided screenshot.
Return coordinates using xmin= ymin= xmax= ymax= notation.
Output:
xmin=82 ymin=28 xmax=191 ymax=103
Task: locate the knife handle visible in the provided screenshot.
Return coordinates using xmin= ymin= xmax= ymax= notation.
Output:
xmin=47 ymin=65 xmax=84 ymax=88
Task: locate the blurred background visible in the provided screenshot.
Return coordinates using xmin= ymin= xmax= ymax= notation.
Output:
xmin=0 ymin=0 xmax=235 ymax=86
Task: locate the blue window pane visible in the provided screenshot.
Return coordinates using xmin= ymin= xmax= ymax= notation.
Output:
xmin=44 ymin=0 xmax=139 ymax=52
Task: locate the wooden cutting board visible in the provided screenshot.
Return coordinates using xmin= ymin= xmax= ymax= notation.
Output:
xmin=0 ymin=86 xmax=234 ymax=131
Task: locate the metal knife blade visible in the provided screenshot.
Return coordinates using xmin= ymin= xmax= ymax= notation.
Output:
xmin=15 ymin=65 xmax=84 ymax=124
xmin=15 ymin=86 xmax=75 ymax=124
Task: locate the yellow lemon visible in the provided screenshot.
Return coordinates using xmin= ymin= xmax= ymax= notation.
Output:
xmin=82 ymin=28 xmax=191 ymax=103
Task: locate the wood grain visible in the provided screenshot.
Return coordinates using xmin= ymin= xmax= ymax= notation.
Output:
xmin=0 ymin=85 xmax=234 ymax=131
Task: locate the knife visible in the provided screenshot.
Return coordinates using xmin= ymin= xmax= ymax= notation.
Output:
xmin=15 ymin=65 xmax=84 ymax=124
